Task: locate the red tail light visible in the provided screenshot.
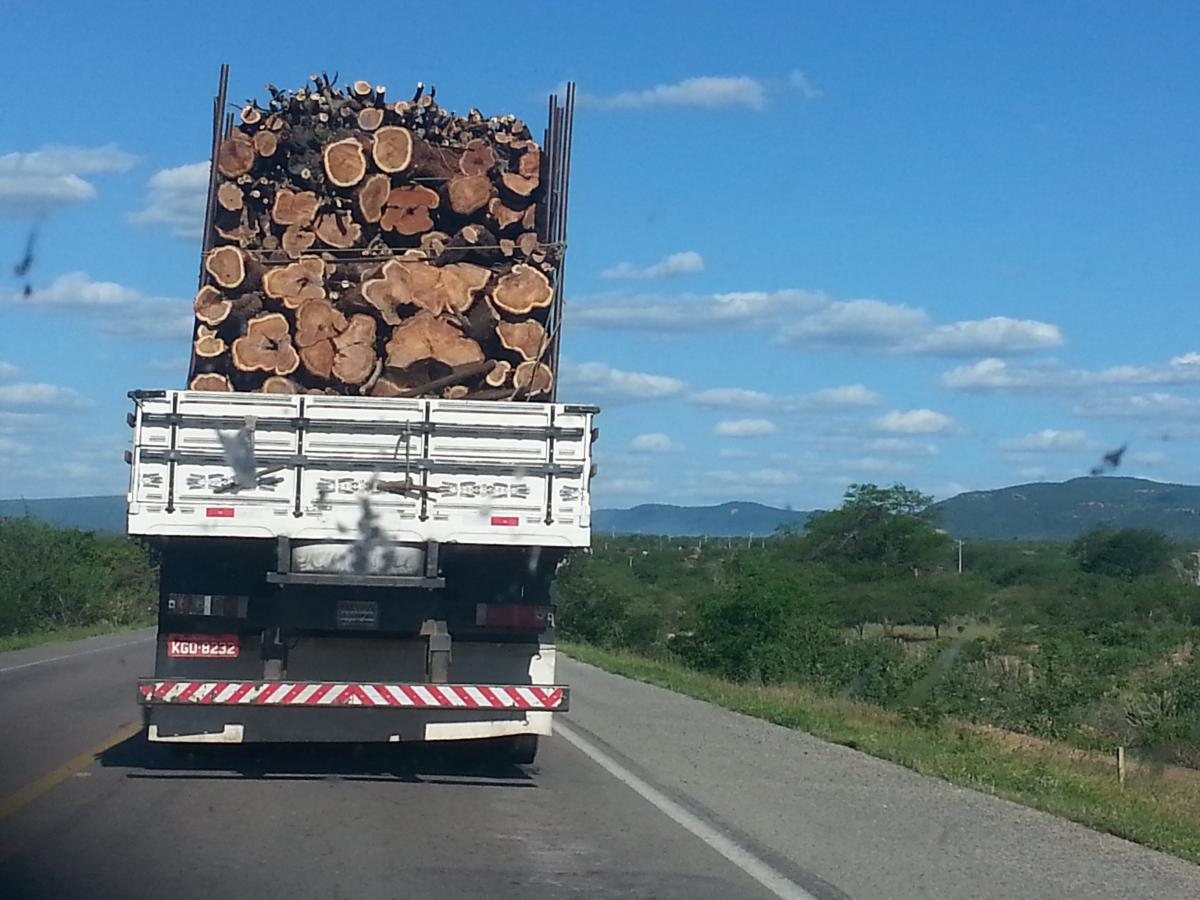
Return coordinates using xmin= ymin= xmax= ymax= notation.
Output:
xmin=475 ymin=604 xmax=553 ymax=630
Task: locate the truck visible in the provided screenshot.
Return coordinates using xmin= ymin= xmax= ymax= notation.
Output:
xmin=128 ymin=69 xmax=590 ymax=763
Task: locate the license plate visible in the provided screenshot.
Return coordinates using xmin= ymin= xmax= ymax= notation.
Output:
xmin=166 ymin=634 xmax=240 ymax=658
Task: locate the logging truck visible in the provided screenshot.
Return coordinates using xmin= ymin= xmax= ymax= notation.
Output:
xmin=130 ymin=70 xmax=587 ymax=762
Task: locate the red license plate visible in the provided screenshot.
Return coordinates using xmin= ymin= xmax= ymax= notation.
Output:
xmin=166 ymin=634 xmax=240 ymax=658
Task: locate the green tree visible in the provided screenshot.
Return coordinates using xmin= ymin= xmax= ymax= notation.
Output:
xmin=1070 ymin=527 xmax=1173 ymax=580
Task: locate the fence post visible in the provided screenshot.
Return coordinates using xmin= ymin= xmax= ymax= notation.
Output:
xmin=1118 ymin=746 xmax=1126 ymax=788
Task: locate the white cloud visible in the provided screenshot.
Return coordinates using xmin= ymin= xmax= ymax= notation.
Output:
xmin=788 ymin=69 xmax=823 ymax=100
xmin=0 ymin=411 xmax=55 ymax=434
xmin=129 ymin=161 xmax=209 ymax=239
xmin=0 ymin=361 xmax=19 ymax=380
xmin=1129 ymin=450 xmax=1167 ymax=466
xmin=0 ymin=435 xmax=32 ymax=456
xmin=873 ymin=409 xmax=954 ymax=434
xmin=689 ymin=383 xmax=882 ymax=412
xmin=630 ymin=432 xmax=678 ymax=453
xmin=0 ymin=272 xmax=192 ymax=341
xmin=1073 ymin=392 xmax=1200 ymax=419
xmin=559 ymin=361 xmax=686 ymax=401
xmin=1017 ymin=466 xmax=1050 ymax=480
xmin=942 ymin=355 xmax=1200 ymax=392
xmin=595 ymin=477 xmax=656 ymax=495
xmin=1001 ymin=429 xmax=1090 ymax=452
xmin=707 ymin=467 xmax=801 ymax=486
xmin=0 ymin=383 xmax=91 ymax=409
xmin=575 ymin=289 xmax=1060 ymax=357
xmin=601 ymin=251 xmax=705 ymax=280
xmin=0 ymin=144 xmax=137 ymax=217
xmin=714 ymin=418 xmax=777 ymax=438
xmin=867 ymin=437 xmax=939 ymax=457
xmin=584 ymin=76 xmax=770 ymax=111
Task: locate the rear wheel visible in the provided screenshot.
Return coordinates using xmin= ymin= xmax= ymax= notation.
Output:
xmin=487 ymin=734 xmax=538 ymax=765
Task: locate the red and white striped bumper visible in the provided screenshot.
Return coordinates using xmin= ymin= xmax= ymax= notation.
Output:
xmin=137 ymin=680 xmax=568 ymax=711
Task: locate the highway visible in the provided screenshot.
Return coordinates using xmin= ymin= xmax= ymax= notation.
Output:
xmin=2 ymin=633 xmax=1198 ymax=899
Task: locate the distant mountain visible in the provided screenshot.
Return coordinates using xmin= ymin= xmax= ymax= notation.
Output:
xmin=5 ymin=477 xmax=1200 ymax=541
xmin=593 ymin=501 xmax=815 ymax=537
xmin=0 ymin=495 xmax=126 ymax=533
xmin=930 ymin=477 xmax=1200 ymax=540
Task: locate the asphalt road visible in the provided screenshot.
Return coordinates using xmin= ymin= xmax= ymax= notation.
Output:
xmin=0 ymin=633 xmax=1197 ymax=899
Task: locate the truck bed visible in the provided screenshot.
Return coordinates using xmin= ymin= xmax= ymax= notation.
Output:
xmin=126 ymin=390 xmax=596 ymax=547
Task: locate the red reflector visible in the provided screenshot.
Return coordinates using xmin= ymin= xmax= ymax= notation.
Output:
xmin=490 ymin=516 xmax=519 ymax=526
xmin=166 ymin=634 xmax=240 ymax=658
xmin=206 ymin=507 xmax=235 ymax=518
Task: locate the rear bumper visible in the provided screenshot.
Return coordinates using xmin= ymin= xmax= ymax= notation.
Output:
xmin=138 ymin=679 xmax=568 ymax=711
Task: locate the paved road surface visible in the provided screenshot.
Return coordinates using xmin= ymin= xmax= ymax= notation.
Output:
xmin=0 ymin=633 xmax=1196 ymax=899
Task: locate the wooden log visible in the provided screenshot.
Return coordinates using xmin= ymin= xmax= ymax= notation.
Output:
xmin=314 ymin=211 xmax=363 ymax=249
xmin=496 ymin=320 xmax=546 ymax=361
xmin=261 ymin=376 xmax=301 ymax=394
xmin=253 ymin=129 xmax=279 ymax=158
xmin=392 ymin=359 xmax=496 ymax=398
xmin=263 ymin=256 xmax=326 ymax=307
xmin=372 ymin=126 xmax=414 ymax=173
xmin=485 ymin=359 xmax=512 ymax=387
xmin=232 ymin=313 xmax=300 ymax=375
xmin=294 ymin=298 xmax=347 ymax=348
xmin=323 ymin=138 xmax=368 ymax=187
xmin=516 ymin=231 xmax=538 ymax=257
xmin=281 ymin=226 xmax=316 ymax=257
xmin=271 ymin=189 xmax=319 ymax=228
xmin=194 ymin=285 xmax=232 ymax=325
xmin=500 ymin=172 xmax=538 ymax=199
xmin=194 ymin=324 xmax=227 ymax=358
xmin=462 ymin=296 xmax=500 ymax=343
xmin=487 ymin=197 xmax=523 ymax=231
xmin=361 ymin=259 xmax=491 ymax=322
xmin=240 ymin=105 xmax=263 ymax=126
xmin=357 ymin=107 xmax=384 ymax=131
xmin=379 ymin=185 xmax=439 ymax=235
xmin=190 ymin=373 xmax=233 ymax=392
xmin=518 ymin=145 xmax=541 ymax=179
xmin=447 ymin=174 xmax=493 ymax=216
xmin=332 ymin=313 xmax=377 ymax=385
xmin=513 ymin=360 xmax=553 ymax=397
xmin=356 ymin=172 xmax=390 ymax=224
xmin=459 ymin=138 xmax=495 ymax=176
xmin=443 ymin=385 xmax=470 ymax=399
xmin=299 ymin=337 xmax=335 ymax=379
xmin=217 ymin=134 xmax=256 ymax=178
xmin=205 ymin=246 xmax=262 ymax=291
xmin=492 ymin=264 xmax=553 ymax=314
xmin=521 ymin=203 xmax=537 ymax=230
xmin=217 ymin=182 xmax=244 ymax=213
xmin=385 ymin=312 xmax=485 ymax=369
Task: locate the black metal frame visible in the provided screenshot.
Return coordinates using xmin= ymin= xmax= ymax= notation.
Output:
xmin=266 ymin=535 xmax=445 ymax=589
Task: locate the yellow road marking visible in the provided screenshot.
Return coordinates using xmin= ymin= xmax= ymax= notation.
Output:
xmin=0 ymin=721 xmax=143 ymax=822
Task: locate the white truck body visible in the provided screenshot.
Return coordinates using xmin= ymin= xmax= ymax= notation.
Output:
xmin=127 ymin=390 xmax=596 ymax=546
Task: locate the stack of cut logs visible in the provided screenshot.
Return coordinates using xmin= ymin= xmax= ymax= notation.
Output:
xmin=188 ymin=74 xmax=559 ymax=400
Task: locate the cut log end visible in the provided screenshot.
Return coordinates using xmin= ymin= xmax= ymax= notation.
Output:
xmin=194 ymin=325 xmax=227 ymax=358
xmin=323 ymin=138 xmax=368 ymax=188
xmin=271 ymin=189 xmax=319 ymax=228
xmin=205 ymin=246 xmax=254 ymax=290
xmin=385 ymin=311 xmax=485 ymax=370
xmin=232 ymin=312 xmax=300 ymax=376
xmin=217 ymin=135 xmax=256 ymax=178
xmin=314 ymin=211 xmax=363 ymax=249
xmin=263 ymin=256 xmax=326 ymax=305
xmin=217 ymin=182 xmax=244 ymax=213
xmin=357 ymin=107 xmax=384 ymax=132
xmin=194 ymin=285 xmax=232 ymax=325
xmin=380 ymin=185 xmax=439 ymax=235
xmin=447 ymin=174 xmax=493 ymax=216
xmin=190 ymin=373 xmax=233 ymax=392
xmin=485 ymin=359 xmax=512 ymax=387
xmin=252 ymin=129 xmax=279 ymax=158
xmin=261 ymin=376 xmax=301 ymax=394
xmin=492 ymin=264 xmax=553 ymax=315
xmin=356 ymin=173 xmax=391 ymax=224
xmin=496 ymin=319 xmax=547 ymax=362
xmin=513 ymin=360 xmax=554 ymax=397
xmin=372 ymin=126 xmax=414 ymax=173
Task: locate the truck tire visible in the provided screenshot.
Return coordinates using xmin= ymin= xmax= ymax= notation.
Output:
xmin=500 ymin=734 xmax=538 ymax=765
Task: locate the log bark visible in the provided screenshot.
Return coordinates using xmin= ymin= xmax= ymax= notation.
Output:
xmin=190 ymin=373 xmax=233 ymax=392
xmin=232 ymin=313 xmax=300 ymax=375
xmin=323 ymin=138 xmax=368 ymax=187
xmin=513 ymin=360 xmax=553 ymax=397
xmin=496 ymin=320 xmax=546 ymax=361
xmin=385 ymin=312 xmax=485 ymax=369
xmin=271 ymin=189 xmax=319 ymax=227
xmin=392 ymin=359 xmax=496 ymax=397
xmin=356 ymin=173 xmax=390 ymax=224
xmin=492 ymin=264 xmax=553 ymax=314
xmin=372 ymin=126 xmax=414 ymax=173
xmin=217 ymin=134 xmax=256 ymax=177
xmin=194 ymin=285 xmax=232 ymax=325
xmin=263 ymin=257 xmax=326 ymax=306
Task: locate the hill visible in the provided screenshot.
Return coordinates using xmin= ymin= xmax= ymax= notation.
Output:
xmin=0 ymin=496 xmax=126 ymax=533
xmin=593 ymin=501 xmax=814 ymax=537
xmin=930 ymin=476 xmax=1200 ymax=540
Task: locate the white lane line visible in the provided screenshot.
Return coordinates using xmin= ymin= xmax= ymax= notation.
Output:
xmin=0 ymin=636 xmax=154 ymax=675
xmin=556 ymin=722 xmax=819 ymax=900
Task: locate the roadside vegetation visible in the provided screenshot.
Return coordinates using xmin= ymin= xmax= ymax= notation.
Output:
xmin=0 ymin=516 xmax=156 ymax=647
xmin=558 ymin=483 xmax=1200 ymax=858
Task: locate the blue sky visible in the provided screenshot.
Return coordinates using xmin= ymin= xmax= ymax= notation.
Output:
xmin=1 ymin=1 xmax=1198 ymax=510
